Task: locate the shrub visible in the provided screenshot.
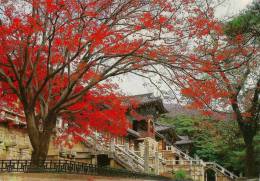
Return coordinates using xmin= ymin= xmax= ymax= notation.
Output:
xmin=174 ymin=169 xmax=191 ymax=180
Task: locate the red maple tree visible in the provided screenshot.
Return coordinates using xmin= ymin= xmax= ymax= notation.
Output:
xmin=0 ymin=0 xmax=215 ymax=166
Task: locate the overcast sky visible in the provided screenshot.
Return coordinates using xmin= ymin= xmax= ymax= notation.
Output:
xmin=117 ymin=0 xmax=254 ymax=96
xmin=215 ymin=0 xmax=253 ymax=18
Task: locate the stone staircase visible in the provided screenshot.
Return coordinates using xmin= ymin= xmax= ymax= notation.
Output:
xmin=204 ymin=162 xmax=238 ymax=180
xmin=167 ymin=146 xmax=238 ymax=180
xmin=113 ymin=144 xmax=145 ymax=172
xmin=78 ymin=133 xmax=147 ymax=172
xmin=64 ymin=131 xmax=238 ymax=180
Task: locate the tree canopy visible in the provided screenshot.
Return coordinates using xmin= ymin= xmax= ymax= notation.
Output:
xmin=0 ymin=0 xmax=222 ymax=166
xmin=175 ymin=2 xmax=260 ymax=176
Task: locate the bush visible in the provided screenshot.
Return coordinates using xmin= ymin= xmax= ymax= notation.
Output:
xmin=174 ymin=169 xmax=189 ymax=180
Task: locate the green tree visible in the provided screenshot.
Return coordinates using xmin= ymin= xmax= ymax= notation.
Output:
xmin=223 ymin=2 xmax=260 ymax=176
xmin=159 ymin=115 xmax=260 ymax=176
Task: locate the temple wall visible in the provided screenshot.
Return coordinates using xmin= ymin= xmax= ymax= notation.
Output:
xmin=0 ymin=124 xmax=93 ymax=163
xmin=0 ymin=125 xmax=32 ymax=160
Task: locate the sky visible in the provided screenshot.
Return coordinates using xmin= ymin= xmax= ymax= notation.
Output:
xmin=117 ymin=0 xmax=254 ymax=96
xmin=215 ymin=0 xmax=253 ymax=18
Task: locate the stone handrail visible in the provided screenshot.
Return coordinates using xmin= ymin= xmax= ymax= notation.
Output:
xmin=114 ymin=144 xmax=145 ymax=171
xmin=165 ymin=145 xmax=238 ymax=180
xmin=79 ymin=133 xmax=146 ymax=172
xmin=173 ymin=146 xmax=194 ymax=161
xmin=116 ymin=145 xmax=144 ymax=164
xmin=205 ymin=162 xmax=238 ymax=179
xmin=63 ymin=130 xmax=239 ymax=180
xmin=164 ymin=159 xmax=203 ymax=165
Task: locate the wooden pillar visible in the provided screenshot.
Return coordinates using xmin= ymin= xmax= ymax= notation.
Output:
xmin=147 ymin=119 xmax=151 ymax=137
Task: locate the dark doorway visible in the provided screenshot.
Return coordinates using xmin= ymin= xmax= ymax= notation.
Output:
xmin=134 ymin=140 xmax=139 ymax=151
xmin=97 ymin=154 xmax=110 ymax=167
xmin=205 ymin=169 xmax=216 ymax=181
xmin=175 ymin=156 xmax=180 ymax=164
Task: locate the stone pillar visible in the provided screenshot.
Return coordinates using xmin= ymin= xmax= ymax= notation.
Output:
xmin=110 ymin=159 xmax=116 ymax=168
xmin=94 ymin=133 xmax=97 ymax=152
xmin=144 ymin=139 xmax=149 ymax=173
xmin=200 ymin=161 xmax=205 ymax=181
xmin=110 ymin=138 xmax=115 ymax=151
xmin=125 ymin=142 xmax=129 ymax=151
xmin=92 ymin=155 xmax=97 ymax=165
xmin=155 ymin=151 xmax=159 ymax=175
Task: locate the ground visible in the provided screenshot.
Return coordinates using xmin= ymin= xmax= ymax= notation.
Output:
xmin=0 ymin=173 xmax=157 ymax=181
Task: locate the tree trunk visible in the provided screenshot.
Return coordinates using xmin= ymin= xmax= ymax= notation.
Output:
xmin=25 ymin=111 xmax=56 ymax=168
xmin=243 ymin=136 xmax=257 ymax=178
xmin=30 ymin=130 xmax=53 ymax=167
xmin=241 ymin=126 xmax=257 ymax=178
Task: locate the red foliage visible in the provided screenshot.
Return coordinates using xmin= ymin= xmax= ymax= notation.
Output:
xmin=180 ymin=16 xmax=258 ymax=121
xmin=0 ymin=0 xmax=224 ymax=147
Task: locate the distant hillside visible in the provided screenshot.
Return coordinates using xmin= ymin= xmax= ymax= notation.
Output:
xmin=163 ymin=104 xmax=233 ymax=120
xmin=163 ymin=104 xmax=200 ymax=118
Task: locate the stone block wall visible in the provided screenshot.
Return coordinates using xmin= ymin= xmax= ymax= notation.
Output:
xmin=0 ymin=125 xmax=32 ymax=160
xmin=0 ymin=124 xmax=94 ymax=162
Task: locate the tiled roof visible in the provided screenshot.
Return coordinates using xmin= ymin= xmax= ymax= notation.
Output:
xmin=175 ymin=139 xmax=193 ymax=145
xmin=178 ymin=135 xmax=189 ymax=140
xmin=129 ymin=93 xmax=168 ymax=114
xmin=127 ymin=129 xmax=140 ymax=138
xmin=155 ymin=122 xmax=175 ymax=132
xmin=175 ymin=135 xmax=193 ymax=145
